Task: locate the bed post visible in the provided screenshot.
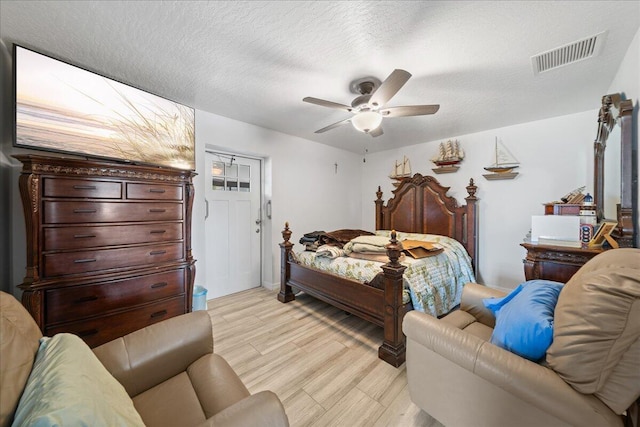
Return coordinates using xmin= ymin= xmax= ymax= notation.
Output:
xmin=465 ymin=179 xmax=478 ymax=273
xmin=375 ymin=186 xmax=384 ymax=230
xmin=379 ymin=231 xmax=407 ymax=367
xmin=278 ymin=222 xmax=295 ymax=303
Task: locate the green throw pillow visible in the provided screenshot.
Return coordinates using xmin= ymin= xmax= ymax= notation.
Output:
xmin=12 ymin=333 xmax=145 ymax=427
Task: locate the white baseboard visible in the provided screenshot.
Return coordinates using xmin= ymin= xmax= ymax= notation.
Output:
xmin=261 ymin=281 xmax=279 ymax=291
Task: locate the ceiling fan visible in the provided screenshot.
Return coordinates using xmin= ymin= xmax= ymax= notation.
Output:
xmin=303 ymin=69 xmax=439 ymax=137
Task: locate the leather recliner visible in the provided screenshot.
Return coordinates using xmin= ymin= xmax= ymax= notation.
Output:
xmin=0 ymin=290 xmax=289 ymax=427
xmin=403 ymin=248 xmax=640 ymax=427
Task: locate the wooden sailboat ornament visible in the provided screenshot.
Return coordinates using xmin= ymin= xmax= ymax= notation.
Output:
xmin=483 ymin=137 xmax=519 ymax=180
xmin=431 ymin=139 xmax=464 ymax=174
xmin=389 ymin=155 xmax=412 ymax=186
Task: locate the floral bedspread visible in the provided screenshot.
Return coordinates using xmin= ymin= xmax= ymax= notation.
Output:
xmin=294 ymin=230 xmax=476 ymax=317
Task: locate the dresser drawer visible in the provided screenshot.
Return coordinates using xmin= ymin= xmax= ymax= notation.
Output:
xmin=45 ymin=269 xmax=186 ymax=324
xmin=43 ymin=201 xmax=183 ymax=224
xmin=46 ymin=296 xmax=186 ymax=348
xmin=43 ymin=178 xmax=122 ymax=199
xmin=44 ymin=223 xmax=183 ymax=250
xmin=127 ymin=183 xmax=183 ymax=200
xmin=43 ymin=243 xmax=184 ymax=277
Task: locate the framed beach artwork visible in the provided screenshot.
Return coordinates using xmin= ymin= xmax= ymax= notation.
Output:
xmin=13 ymin=45 xmax=195 ymax=170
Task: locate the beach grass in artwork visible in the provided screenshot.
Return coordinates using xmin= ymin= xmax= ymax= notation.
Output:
xmin=15 ymin=46 xmax=195 ymax=170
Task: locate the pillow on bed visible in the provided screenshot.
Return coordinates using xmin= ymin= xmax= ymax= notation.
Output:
xmin=483 ymin=280 xmax=563 ymax=361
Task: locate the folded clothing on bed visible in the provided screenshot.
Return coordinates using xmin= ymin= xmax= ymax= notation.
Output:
xmin=321 ymin=229 xmax=374 ymax=247
xmin=315 ymin=244 xmax=346 ymax=259
xmin=300 ymin=230 xmax=326 ymax=251
xmin=343 ymin=235 xmax=391 ymax=254
xmin=300 ymin=229 xmax=374 ymax=250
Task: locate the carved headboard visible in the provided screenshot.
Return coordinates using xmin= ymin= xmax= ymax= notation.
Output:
xmin=374 ymin=173 xmax=478 ymax=271
xmin=593 ymin=94 xmax=636 ymax=247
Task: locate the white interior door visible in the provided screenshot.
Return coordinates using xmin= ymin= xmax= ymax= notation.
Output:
xmin=204 ymin=152 xmax=262 ymax=298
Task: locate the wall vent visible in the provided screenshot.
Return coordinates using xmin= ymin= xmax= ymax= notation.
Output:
xmin=531 ymin=31 xmax=607 ymax=75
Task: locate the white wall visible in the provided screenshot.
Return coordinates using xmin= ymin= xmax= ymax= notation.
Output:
xmin=362 ymin=110 xmax=596 ymax=289
xmin=194 ymin=110 xmax=363 ymax=291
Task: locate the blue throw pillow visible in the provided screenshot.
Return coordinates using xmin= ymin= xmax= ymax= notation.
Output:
xmin=483 ymin=280 xmax=563 ymax=361
xmin=482 ymin=283 xmax=525 ymax=314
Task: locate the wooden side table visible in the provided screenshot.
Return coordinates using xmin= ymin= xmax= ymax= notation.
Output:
xmin=520 ymin=242 xmax=606 ymax=283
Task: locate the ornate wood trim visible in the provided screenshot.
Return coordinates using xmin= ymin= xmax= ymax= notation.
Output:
xmin=13 ymin=154 xmax=194 ymax=182
xmin=379 ymin=231 xmax=407 ymax=367
xmin=593 ymin=94 xmax=619 ymax=222
xmin=376 ymin=173 xmax=479 ymax=271
xmin=592 ymin=95 xmax=636 ymax=248
xmin=278 ymin=222 xmax=295 ymax=303
xmin=613 ymin=99 xmax=636 ymax=247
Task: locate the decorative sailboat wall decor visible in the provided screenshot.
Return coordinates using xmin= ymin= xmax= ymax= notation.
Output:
xmin=389 ymin=155 xmax=412 ymax=185
xmin=483 ymin=137 xmax=520 ymax=180
xmin=431 ymin=139 xmax=464 ymax=174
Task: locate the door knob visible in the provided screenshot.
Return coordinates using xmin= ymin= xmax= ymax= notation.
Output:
xmin=256 ymin=228 xmax=260 ymax=233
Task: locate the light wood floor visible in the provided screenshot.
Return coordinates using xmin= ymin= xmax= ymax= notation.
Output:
xmin=207 ymin=287 xmax=444 ymax=427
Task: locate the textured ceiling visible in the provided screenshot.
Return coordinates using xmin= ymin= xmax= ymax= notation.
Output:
xmin=1 ymin=1 xmax=638 ymax=154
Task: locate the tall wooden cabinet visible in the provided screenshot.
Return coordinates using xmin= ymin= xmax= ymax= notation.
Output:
xmin=15 ymin=154 xmax=196 ymax=347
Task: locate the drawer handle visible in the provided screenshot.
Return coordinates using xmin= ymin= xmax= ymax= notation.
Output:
xmin=78 ymin=329 xmax=98 ymax=338
xmin=149 ymin=208 xmax=166 ymax=213
xmin=150 ymin=310 xmax=167 ymax=319
xmin=149 ymin=188 xmax=166 ymax=193
xmin=74 ymin=295 xmax=98 ymax=304
xmin=74 ymin=258 xmax=97 ymax=264
xmin=73 ymin=209 xmax=97 ymax=214
xmin=149 ymin=230 xmax=166 ymax=234
xmin=151 ymin=282 xmax=168 ymax=289
xmin=150 ymin=250 xmax=166 ymax=256
xmin=73 ymin=234 xmax=96 ymax=239
xmin=72 ymin=185 xmax=97 ymax=190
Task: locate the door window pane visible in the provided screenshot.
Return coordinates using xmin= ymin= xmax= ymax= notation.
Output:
xmin=212 ymin=177 xmax=225 ymax=190
xmin=227 ymin=163 xmax=238 ymax=178
xmin=239 ymin=165 xmax=250 ymax=192
xmin=210 ymin=157 xmax=251 ymax=192
xmin=212 ymin=161 xmax=225 ymax=176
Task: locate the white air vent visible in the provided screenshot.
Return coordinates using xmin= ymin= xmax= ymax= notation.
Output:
xmin=531 ymin=31 xmax=607 ymax=75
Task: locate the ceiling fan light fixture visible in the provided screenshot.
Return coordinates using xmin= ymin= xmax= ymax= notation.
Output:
xmin=351 ymin=111 xmax=382 ymax=133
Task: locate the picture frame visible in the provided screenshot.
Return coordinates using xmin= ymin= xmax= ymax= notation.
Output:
xmin=588 ymin=220 xmax=619 ymax=248
xmin=14 ymin=45 xmax=195 ymax=170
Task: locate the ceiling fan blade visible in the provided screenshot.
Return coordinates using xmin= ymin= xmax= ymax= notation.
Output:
xmin=368 ymin=69 xmax=412 ymax=108
xmin=369 ymin=126 xmax=383 ymax=137
xmin=303 ymin=97 xmax=353 ymax=112
xmin=379 ymin=105 xmax=440 ymax=117
xmin=315 ymin=118 xmax=351 ymax=133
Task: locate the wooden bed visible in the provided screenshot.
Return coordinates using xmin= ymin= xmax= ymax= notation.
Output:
xmin=278 ymin=173 xmax=478 ymax=367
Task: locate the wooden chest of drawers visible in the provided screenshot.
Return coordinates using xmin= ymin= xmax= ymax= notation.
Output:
xmin=15 ymin=155 xmax=196 ymax=347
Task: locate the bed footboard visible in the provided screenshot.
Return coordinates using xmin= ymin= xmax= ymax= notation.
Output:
xmin=278 ymin=223 xmax=407 ymax=367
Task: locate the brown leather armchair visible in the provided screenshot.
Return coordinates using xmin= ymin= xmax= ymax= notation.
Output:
xmin=403 ymin=248 xmax=640 ymax=427
xmin=1 ymin=291 xmax=289 ymax=427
